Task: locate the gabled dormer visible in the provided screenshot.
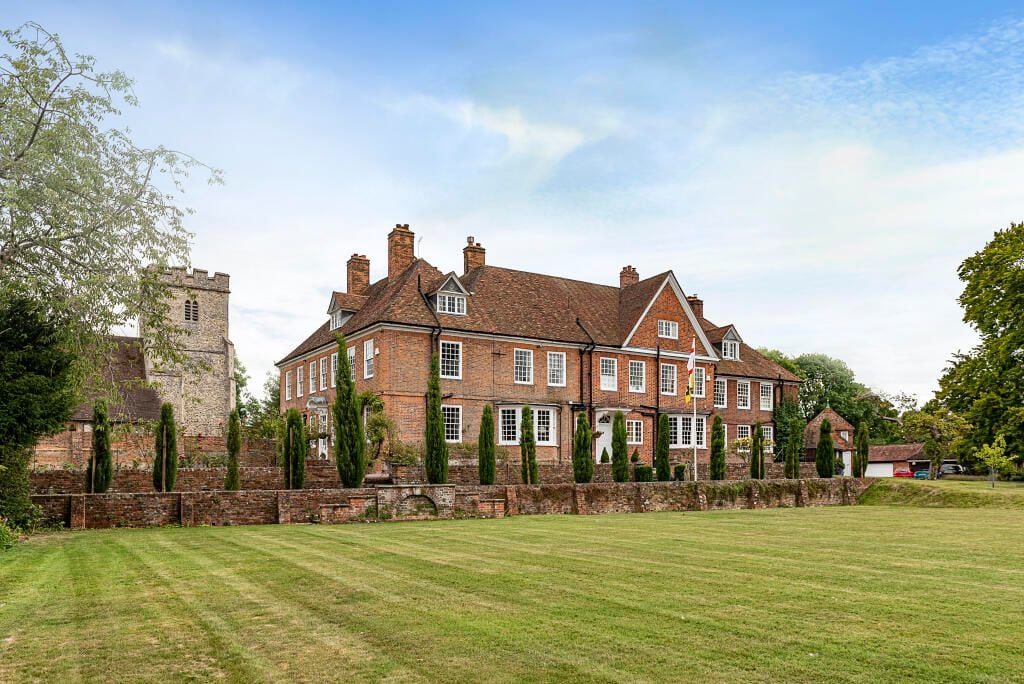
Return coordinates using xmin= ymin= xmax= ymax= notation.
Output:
xmin=719 ymin=326 xmax=743 ymax=360
xmin=432 ymin=273 xmax=470 ymax=316
xmin=327 ymin=292 xmax=366 ymax=331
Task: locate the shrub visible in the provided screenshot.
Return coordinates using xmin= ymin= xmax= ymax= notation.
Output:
xmin=0 ymin=445 xmax=40 ymax=531
xmin=281 ymin=408 xmax=307 ymax=489
xmin=572 ymin=412 xmax=594 ymax=484
xmin=633 ymin=464 xmax=654 ymax=482
xmin=479 ymin=404 xmax=496 ymax=485
xmin=152 ymin=403 xmax=178 ymax=492
xmin=424 ymin=353 xmax=448 ymax=484
xmin=611 ymin=412 xmax=629 ymax=482
xmin=709 ymin=415 xmax=726 ymax=480
xmin=750 ymin=422 xmax=764 ymax=480
xmin=655 ymin=414 xmax=671 ymax=481
xmin=674 ymin=463 xmax=687 ymax=481
xmin=816 ymin=419 xmax=834 ymax=478
xmin=0 ymin=517 xmax=16 ymax=552
xmin=630 ymin=449 xmax=640 ymax=463
xmin=519 ymin=405 xmax=538 ymax=484
xmin=600 ymin=447 xmax=610 ymax=464
xmin=86 ymin=401 xmax=113 ymax=493
xmin=224 ymin=408 xmax=241 ymax=491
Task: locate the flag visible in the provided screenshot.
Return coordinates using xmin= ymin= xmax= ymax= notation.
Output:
xmin=685 ymin=337 xmax=696 ymax=404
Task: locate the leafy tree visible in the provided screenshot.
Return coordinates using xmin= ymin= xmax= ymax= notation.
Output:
xmin=854 ymin=424 xmax=869 ymax=478
xmin=772 ymin=397 xmax=803 ymax=460
xmin=424 ymin=353 xmax=448 ymax=484
xmin=655 ymin=414 xmax=671 ymax=481
xmin=86 ymin=401 xmax=113 ymax=493
xmin=902 ymin=409 xmax=969 ymax=478
xmin=793 ymin=354 xmax=861 ymax=422
xmin=281 ymin=408 xmax=306 ymax=489
xmin=572 ymin=411 xmax=593 ymax=484
xmin=976 ymin=436 xmax=1013 ymax=487
xmin=815 ymin=418 xmax=834 ymax=478
xmin=729 ymin=437 xmax=753 ymax=468
xmin=938 ymin=222 xmax=1024 ymax=462
xmin=784 ymin=417 xmax=802 ymax=479
xmin=365 ymin=408 xmax=396 ymax=464
xmin=600 ymin=447 xmax=610 ymax=464
xmin=611 ymin=412 xmax=629 ymax=482
xmin=334 ymin=334 xmax=366 ymax=488
xmin=750 ymin=422 xmax=765 ymax=479
xmin=519 ymin=405 xmax=538 ymax=484
xmin=756 ymin=348 xmax=806 ymax=379
xmin=224 ymin=408 xmax=241 ymax=491
xmin=709 ymin=415 xmax=725 ymax=480
xmin=152 ymin=403 xmax=178 ymax=492
xmin=240 ymin=373 xmax=282 ymax=439
xmin=479 ymin=404 xmax=496 ymax=485
xmin=0 ymin=23 xmax=220 ymax=376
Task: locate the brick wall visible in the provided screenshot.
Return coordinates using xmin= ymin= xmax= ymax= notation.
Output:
xmin=33 ymin=433 xmax=276 ymax=470
xmin=31 ymin=464 xmax=340 ymax=495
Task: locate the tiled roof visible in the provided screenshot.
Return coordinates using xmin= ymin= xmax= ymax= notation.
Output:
xmin=617 ymin=272 xmax=671 ymax=342
xmin=869 ymin=443 xmax=925 ymax=463
xmin=804 ymin=408 xmax=856 ymax=450
xmin=330 ymin=292 xmax=368 ymax=312
xmin=699 ymin=319 xmax=802 ymax=383
xmin=71 ymin=336 xmax=162 ymax=423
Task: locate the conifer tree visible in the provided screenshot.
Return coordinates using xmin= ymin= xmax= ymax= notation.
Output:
xmin=709 ymin=415 xmax=726 ymax=480
xmin=655 ymin=414 xmax=671 ymax=481
xmin=750 ymin=421 xmax=765 ymax=479
xmin=85 ymin=401 xmax=113 ymax=493
xmin=281 ymin=408 xmax=307 ymax=489
xmin=784 ymin=417 xmax=802 ymax=479
xmin=152 ymin=402 xmax=178 ymax=492
xmin=334 ymin=334 xmax=366 ymax=488
xmin=600 ymin=447 xmax=610 ymax=464
xmin=224 ymin=408 xmax=241 ymax=490
xmin=424 ymin=353 xmax=449 ymax=484
xmin=855 ymin=423 xmax=870 ymax=477
xmin=519 ymin=405 xmax=538 ymax=484
xmin=479 ymin=404 xmax=496 ymax=485
xmin=611 ymin=411 xmax=629 ymax=482
xmin=816 ymin=418 xmax=834 ymax=478
xmin=572 ymin=411 xmax=594 ymax=483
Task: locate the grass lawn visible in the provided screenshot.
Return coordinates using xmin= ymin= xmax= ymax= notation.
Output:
xmin=3 ymin=507 xmax=1024 ymax=683
xmin=860 ymin=478 xmax=1024 ymax=508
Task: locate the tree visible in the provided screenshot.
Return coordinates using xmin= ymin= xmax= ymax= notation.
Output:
xmin=902 ymin=409 xmax=969 ymax=478
xmin=572 ymin=412 xmax=594 ymax=484
xmin=600 ymin=447 xmax=610 ymax=464
xmin=938 ymin=223 xmax=1024 ymax=463
xmin=611 ymin=412 xmax=629 ymax=483
xmin=656 ymin=414 xmax=672 ymax=481
xmin=815 ymin=418 xmax=834 ymax=478
xmin=86 ymin=401 xmax=113 ymax=493
xmin=709 ymin=415 xmax=725 ymax=480
xmin=224 ymin=408 xmax=241 ymax=491
xmin=424 ymin=353 xmax=448 ymax=484
xmin=240 ymin=373 xmax=281 ymax=439
xmin=334 ymin=334 xmax=366 ymax=488
xmin=976 ymin=436 xmax=1013 ymax=487
xmin=854 ymin=424 xmax=869 ymax=478
xmin=0 ymin=23 xmax=220 ymax=377
xmin=519 ymin=405 xmax=538 ymax=484
xmin=750 ymin=422 xmax=765 ymax=479
xmin=772 ymin=397 xmax=803 ymax=460
xmin=152 ymin=403 xmax=178 ymax=492
xmin=281 ymin=408 xmax=306 ymax=489
xmin=479 ymin=404 xmax=496 ymax=485
xmin=784 ymin=417 xmax=802 ymax=479
xmin=757 ymin=348 xmax=805 ymax=379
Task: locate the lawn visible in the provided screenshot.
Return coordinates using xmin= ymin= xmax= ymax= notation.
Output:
xmin=3 ymin=507 xmax=1024 ymax=683
xmin=860 ymin=478 xmax=1024 ymax=508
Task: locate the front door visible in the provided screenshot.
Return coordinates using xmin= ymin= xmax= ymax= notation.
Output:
xmin=594 ymin=410 xmax=614 ymax=462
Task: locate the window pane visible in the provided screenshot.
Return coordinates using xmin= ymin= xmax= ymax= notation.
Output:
xmin=738 ymin=381 xmax=750 ymax=409
xmin=440 ymin=342 xmax=461 ymax=379
xmin=500 ymin=408 xmax=518 ymax=443
xmin=760 ymin=383 xmax=773 ymax=410
xmin=600 ymin=358 xmax=617 ymax=391
xmin=536 ymin=409 xmax=552 ymax=444
xmin=547 ymin=352 xmax=565 ymax=386
xmin=364 ymin=339 xmax=374 ymax=378
xmin=442 ymin=406 xmax=461 ymax=442
xmin=714 ymin=378 xmax=727 ymax=407
xmin=629 ymin=361 xmax=645 ymax=392
xmin=347 ymin=347 xmax=355 ymax=381
xmin=514 ymin=349 xmax=533 ymax=384
xmin=693 ymin=367 xmax=706 ymax=397
xmin=626 ymin=420 xmax=643 ymax=445
xmin=661 ymin=364 xmax=676 ymax=394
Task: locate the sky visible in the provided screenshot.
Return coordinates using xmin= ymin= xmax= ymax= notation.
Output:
xmin=5 ymin=1 xmax=1024 ymax=403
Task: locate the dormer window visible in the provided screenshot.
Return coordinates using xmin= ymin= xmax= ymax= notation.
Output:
xmin=330 ymin=310 xmax=349 ymax=331
xmin=437 ymin=293 xmax=466 ymax=315
xmin=722 ymin=340 xmax=739 ymax=360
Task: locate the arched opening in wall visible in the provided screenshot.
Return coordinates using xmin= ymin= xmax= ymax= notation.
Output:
xmin=397 ymin=494 xmax=437 ymax=518
xmin=183 ymin=299 xmax=199 ymax=322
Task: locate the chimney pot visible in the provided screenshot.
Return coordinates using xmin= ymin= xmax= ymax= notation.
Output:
xmin=619 ymin=265 xmax=639 ymax=288
xmin=387 ymin=224 xmax=416 ymax=279
xmin=686 ymin=294 xmax=704 ymax=320
xmin=463 ymin=236 xmax=486 ymax=274
xmin=347 ymin=254 xmax=370 ymax=295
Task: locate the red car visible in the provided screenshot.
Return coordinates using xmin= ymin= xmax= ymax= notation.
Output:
xmin=893 ymin=469 xmax=913 ymax=478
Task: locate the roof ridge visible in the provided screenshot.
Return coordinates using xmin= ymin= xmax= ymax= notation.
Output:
xmin=474 ymin=264 xmax=621 ymax=291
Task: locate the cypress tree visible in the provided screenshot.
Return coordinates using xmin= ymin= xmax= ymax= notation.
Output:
xmin=572 ymin=411 xmax=594 ymax=484
xmin=519 ymin=405 xmax=538 ymax=484
xmin=655 ymin=414 xmax=671 ymax=481
xmin=225 ymin=408 xmax=241 ymax=490
xmin=334 ymin=334 xmax=366 ymax=488
xmin=479 ymin=404 xmax=496 ymax=485
xmin=750 ymin=421 xmax=765 ymax=479
xmin=282 ymin=408 xmax=307 ymax=489
xmin=152 ymin=402 xmax=178 ymax=492
xmin=709 ymin=415 xmax=726 ymax=480
xmin=784 ymin=417 xmax=802 ymax=479
xmin=855 ymin=423 xmax=870 ymax=477
xmin=86 ymin=401 xmax=113 ymax=493
xmin=424 ymin=353 xmax=448 ymax=484
xmin=611 ymin=411 xmax=629 ymax=482
xmin=816 ymin=418 xmax=834 ymax=478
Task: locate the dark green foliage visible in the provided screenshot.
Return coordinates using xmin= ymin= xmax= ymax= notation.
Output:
xmin=224 ymin=408 xmax=241 ymax=490
xmin=633 ymin=465 xmax=653 ymax=482
xmin=281 ymin=408 xmax=306 ymax=489
xmin=424 ymin=353 xmax=448 ymax=484
xmin=854 ymin=424 xmax=870 ymax=477
xmin=709 ymin=415 xmax=726 ymax=480
xmin=630 ymin=449 xmax=639 ymax=463
xmin=478 ymin=404 xmax=496 ymax=485
xmin=611 ymin=412 xmax=629 ymax=482
xmin=152 ymin=403 xmax=178 ymax=492
xmin=750 ymin=422 xmax=765 ymax=480
xmin=519 ymin=405 xmax=538 ymax=484
xmin=784 ymin=417 xmax=802 ymax=479
xmin=86 ymin=401 xmax=113 ymax=493
xmin=334 ymin=334 xmax=367 ymax=488
xmin=674 ymin=463 xmax=687 ymax=481
xmin=655 ymin=414 xmax=671 ymax=481
xmin=816 ymin=418 xmax=834 ymax=478
xmin=772 ymin=397 xmax=803 ymax=460
xmin=600 ymin=447 xmax=610 ymax=464
xmin=572 ymin=412 xmax=594 ymax=484
xmin=0 ymin=517 xmax=16 ymax=551
xmin=0 ymin=445 xmax=39 ymax=531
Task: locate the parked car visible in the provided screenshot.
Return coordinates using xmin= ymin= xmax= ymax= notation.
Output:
xmin=893 ymin=469 xmax=913 ymax=478
xmin=913 ymin=470 xmax=930 ymax=479
xmin=937 ymin=463 xmax=965 ymax=478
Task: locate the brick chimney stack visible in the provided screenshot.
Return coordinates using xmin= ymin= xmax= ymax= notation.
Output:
xmin=686 ymin=294 xmax=704 ymax=320
xmin=387 ymin=224 xmax=415 ymax=279
xmin=463 ymin=236 xmax=486 ymax=274
xmin=619 ymin=265 xmax=639 ymax=288
xmin=347 ymin=254 xmax=370 ymax=295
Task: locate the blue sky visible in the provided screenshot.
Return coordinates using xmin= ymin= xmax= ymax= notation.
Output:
xmin=5 ymin=2 xmax=1024 ymax=402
